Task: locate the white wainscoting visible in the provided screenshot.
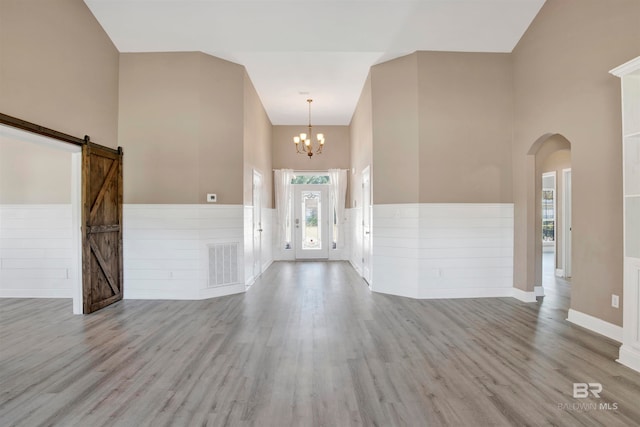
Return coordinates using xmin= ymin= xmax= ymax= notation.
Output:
xmin=371 ymin=203 xmax=520 ymax=300
xmin=348 ymin=207 xmax=363 ymax=275
xmin=0 ymin=205 xmax=76 ymax=298
xmin=124 ymin=205 xmax=246 ymax=300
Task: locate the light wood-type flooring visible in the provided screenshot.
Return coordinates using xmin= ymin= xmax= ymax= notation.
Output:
xmin=2 ymin=259 xmax=640 ymax=426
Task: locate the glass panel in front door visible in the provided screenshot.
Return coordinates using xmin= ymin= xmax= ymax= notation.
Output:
xmin=301 ymin=191 xmax=322 ymax=250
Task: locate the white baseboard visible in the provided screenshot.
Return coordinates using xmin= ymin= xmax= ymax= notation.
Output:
xmin=245 ymin=259 xmax=274 ymax=289
xmin=349 ymin=259 xmax=362 ymax=276
xmin=555 ymin=269 xmax=564 ymax=277
xmin=245 ymin=275 xmax=256 ymax=288
xmin=124 ymin=289 xmax=197 ymax=300
xmin=0 ymin=289 xmax=73 ymax=298
xmin=418 ymin=287 xmax=517 ymax=300
xmin=511 ymin=287 xmax=537 ymax=303
xmin=261 ymin=259 xmax=274 ymax=274
xmin=199 ymin=283 xmax=245 ymax=299
xmin=618 ymin=345 xmax=640 ymax=373
xmin=126 ymin=283 xmax=245 ymax=301
xmin=534 ymin=286 xmax=545 ymax=297
xmin=370 ymin=286 xmax=538 ymax=301
xmin=567 ymin=309 xmax=623 ymax=342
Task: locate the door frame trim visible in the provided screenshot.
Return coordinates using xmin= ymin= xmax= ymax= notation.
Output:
xmin=541 ymin=171 xmax=557 ymax=270
xmin=252 ymin=169 xmax=263 ymax=282
xmin=362 ymin=165 xmax=372 ymax=286
xmin=71 ymin=152 xmax=82 ymax=314
xmin=562 ymin=168 xmax=572 ymax=278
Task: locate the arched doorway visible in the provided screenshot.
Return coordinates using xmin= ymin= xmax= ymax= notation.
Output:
xmin=526 ymin=134 xmax=572 ymax=300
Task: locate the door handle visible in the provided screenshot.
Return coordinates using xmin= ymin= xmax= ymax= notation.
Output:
xmin=258 ymin=229 xmax=263 ymax=232
xmin=365 ymin=231 xmax=370 ymax=235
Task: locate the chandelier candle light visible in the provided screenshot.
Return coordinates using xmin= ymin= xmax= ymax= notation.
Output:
xmin=293 ymin=99 xmax=324 ymax=158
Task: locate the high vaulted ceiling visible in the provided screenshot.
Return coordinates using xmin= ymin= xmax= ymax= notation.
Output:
xmin=85 ymin=0 xmax=545 ymax=125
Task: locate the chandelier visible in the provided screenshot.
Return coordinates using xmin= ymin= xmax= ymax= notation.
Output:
xmin=293 ymin=99 xmax=324 ymax=158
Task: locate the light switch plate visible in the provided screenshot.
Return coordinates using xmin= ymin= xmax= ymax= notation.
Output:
xmin=207 ymin=194 xmax=217 ymax=203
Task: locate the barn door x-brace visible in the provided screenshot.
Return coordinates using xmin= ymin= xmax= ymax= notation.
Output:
xmin=82 ymin=141 xmax=123 ymax=314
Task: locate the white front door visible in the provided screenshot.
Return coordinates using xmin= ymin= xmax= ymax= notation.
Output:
xmin=294 ymin=185 xmax=329 ymax=259
xmin=362 ymin=166 xmax=372 ymax=284
xmin=252 ymin=170 xmax=263 ymax=279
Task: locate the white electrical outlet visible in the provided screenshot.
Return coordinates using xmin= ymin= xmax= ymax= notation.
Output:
xmin=207 ymin=194 xmax=217 ymax=203
xmin=611 ymin=294 xmax=619 ymax=308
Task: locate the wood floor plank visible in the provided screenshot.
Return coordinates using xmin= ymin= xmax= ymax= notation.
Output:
xmin=2 ymin=261 xmax=640 ymax=426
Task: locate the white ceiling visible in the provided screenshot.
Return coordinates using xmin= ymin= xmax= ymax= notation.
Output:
xmin=85 ymin=0 xmax=545 ymax=125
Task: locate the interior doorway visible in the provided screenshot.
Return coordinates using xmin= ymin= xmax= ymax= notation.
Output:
xmin=252 ymin=170 xmax=263 ymax=280
xmin=542 ymin=172 xmax=557 ymax=279
xmin=0 ymin=123 xmax=83 ymax=314
xmin=529 ymin=134 xmax=572 ymax=298
xmin=1 ymin=114 xmax=124 ymax=315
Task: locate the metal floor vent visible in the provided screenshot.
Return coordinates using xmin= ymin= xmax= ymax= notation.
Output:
xmin=208 ymin=243 xmax=239 ymax=287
